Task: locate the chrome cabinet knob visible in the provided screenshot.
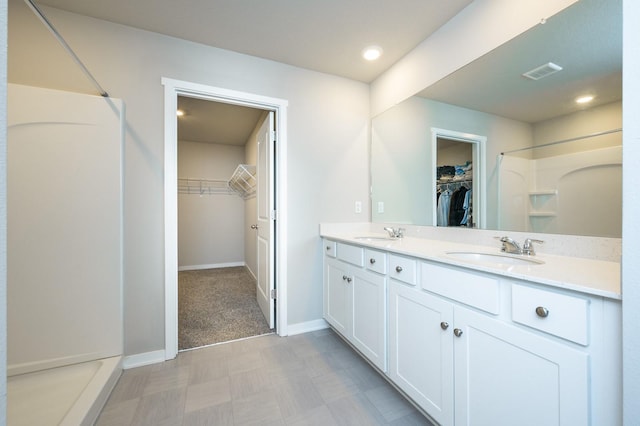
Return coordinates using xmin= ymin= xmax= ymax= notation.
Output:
xmin=370 ymin=258 xmax=376 ymax=264
xmin=440 ymin=322 xmax=449 ymax=330
xmin=250 ymin=224 xmax=258 ymax=229
xmin=326 ymin=246 xmax=331 ymax=251
xmin=395 ymin=266 xmax=403 ymax=273
xmin=342 ymin=275 xmax=348 ymax=281
xmin=454 ymin=328 xmax=463 ymax=337
xmin=346 ymin=277 xmax=352 ymax=283
xmin=536 ymin=306 xmax=550 ymax=318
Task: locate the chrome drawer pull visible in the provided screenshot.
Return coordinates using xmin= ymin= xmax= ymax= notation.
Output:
xmin=396 ymin=266 xmax=403 ymax=273
xmin=440 ymin=322 xmax=449 ymax=330
xmin=370 ymin=258 xmax=376 ymax=264
xmin=454 ymin=328 xmax=463 ymax=337
xmin=536 ymin=306 xmax=550 ymax=318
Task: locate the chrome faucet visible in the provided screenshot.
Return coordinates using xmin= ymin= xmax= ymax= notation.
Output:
xmin=497 ymin=236 xmax=544 ymax=255
xmin=522 ymin=238 xmax=544 ymax=256
xmin=384 ymin=227 xmax=405 ymax=239
xmin=499 ymin=236 xmax=522 ymax=254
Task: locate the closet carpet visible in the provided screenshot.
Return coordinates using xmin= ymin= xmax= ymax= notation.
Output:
xmin=179 ymin=267 xmax=272 ymax=350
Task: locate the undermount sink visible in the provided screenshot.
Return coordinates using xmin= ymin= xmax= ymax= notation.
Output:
xmin=445 ymin=251 xmax=544 ymax=266
xmin=354 ymin=235 xmax=395 ymax=242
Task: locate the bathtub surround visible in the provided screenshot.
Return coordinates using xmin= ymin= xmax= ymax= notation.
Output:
xmin=178 ymin=267 xmax=272 ymax=350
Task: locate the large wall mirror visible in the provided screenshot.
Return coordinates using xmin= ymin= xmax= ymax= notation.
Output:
xmin=371 ymin=0 xmax=622 ymax=237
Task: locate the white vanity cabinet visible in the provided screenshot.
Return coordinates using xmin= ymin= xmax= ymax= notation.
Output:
xmin=323 ymin=238 xmax=621 ymax=426
xmin=323 ymin=240 xmax=387 ymax=371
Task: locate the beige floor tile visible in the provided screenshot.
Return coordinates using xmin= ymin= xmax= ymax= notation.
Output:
xmin=143 ymin=364 xmax=190 ymax=395
xmin=365 ymin=384 xmax=417 ymax=422
xmin=273 ymin=375 xmax=325 ymax=419
xmin=284 ymin=404 xmax=337 ymax=426
xmin=229 ymin=368 xmax=274 ymax=399
xmin=188 ymin=357 xmax=229 ymax=386
xmin=95 ymin=398 xmax=139 ymax=426
xmin=181 ymin=401 xmax=234 ymax=426
xmin=326 ymin=393 xmax=386 ymax=426
xmin=227 ymin=350 xmax=264 ymax=375
xmin=232 ymin=391 xmax=283 ymax=425
xmin=311 ymin=370 xmax=360 ymax=403
xmin=130 ymin=387 xmax=187 ymax=426
xmin=184 ymin=376 xmax=232 ymax=413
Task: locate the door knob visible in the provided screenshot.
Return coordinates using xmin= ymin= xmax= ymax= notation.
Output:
xmin=250 ymin=224 xmax=258 ymax=229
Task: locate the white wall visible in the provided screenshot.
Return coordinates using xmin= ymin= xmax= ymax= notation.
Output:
xmin=178 ymin=141 xmax=245 ymax=269
xmin=0 ymin=0 xmax=7 ymax=419
xmin=8 ymin=3 xmax=370 ymax=354
xmin=622 ymin=0 xmax=640 ymax=422
xmin=532 ymin=101 xmax=622 ymax=158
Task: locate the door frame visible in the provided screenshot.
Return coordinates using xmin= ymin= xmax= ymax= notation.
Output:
xmin=431 ymin=127 xmax=486 ymax=229
xmin=162 ymin=77 xmax=288 ymax=360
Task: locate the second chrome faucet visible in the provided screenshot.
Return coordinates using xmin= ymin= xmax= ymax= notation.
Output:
xmin=498 ymin=236 xmax=544 ymax=255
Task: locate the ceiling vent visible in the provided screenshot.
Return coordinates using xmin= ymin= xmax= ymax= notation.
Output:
xmin=522 ymin=62 xmax=563 ymax=80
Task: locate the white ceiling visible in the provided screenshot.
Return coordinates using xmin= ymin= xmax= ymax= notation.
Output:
xmin=37 ymin=0 xmax=473 ymax=83
xmin=177 ymin=96 xmax=265 ymax=146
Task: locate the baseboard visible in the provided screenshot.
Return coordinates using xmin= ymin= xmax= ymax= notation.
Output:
xmin=178 ymin=261 xmax=245 ymax=272
xmin=122 ymin=350 xmax=165 ymax=369
xmin=286 ymin=319 xmax=329 ymax=336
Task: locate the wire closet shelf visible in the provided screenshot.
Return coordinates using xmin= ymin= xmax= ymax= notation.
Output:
xmin=178 ymin=164 xmax=256 ymax=199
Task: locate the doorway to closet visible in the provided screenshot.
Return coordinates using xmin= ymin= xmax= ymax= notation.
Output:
xmin=176 ymin=96 xmax=273 ymax=350
xmin=163 ymin=78 xmax=289 ymax=360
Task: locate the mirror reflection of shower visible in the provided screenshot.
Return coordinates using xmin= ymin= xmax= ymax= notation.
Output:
xmin=498 ymin=128 xmax=622 ymax=238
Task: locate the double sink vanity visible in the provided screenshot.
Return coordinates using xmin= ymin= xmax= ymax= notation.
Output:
xmin=320 ymin=223 xmax=621 ymax=426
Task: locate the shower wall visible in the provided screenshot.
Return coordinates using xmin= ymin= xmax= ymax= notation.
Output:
xmin=7 ymin=84 xmax=123 ymax=375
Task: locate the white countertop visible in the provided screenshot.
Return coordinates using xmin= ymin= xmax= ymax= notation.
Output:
xmin=320 ymin=230 xmax=621 ymax=300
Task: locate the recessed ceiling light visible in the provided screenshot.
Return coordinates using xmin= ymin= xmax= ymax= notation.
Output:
xmin=362 ymin=45 xmax=383 ymax=61
xmin=176 ymin=110 xmax=185 ymax=116
xmin=575 ymin=95 xmax=594 ymax=104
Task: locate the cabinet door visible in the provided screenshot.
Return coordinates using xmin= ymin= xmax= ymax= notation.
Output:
xmin=351 ymin=268 xmax=387 ymax=371
xmin=389 ymin=281 xmax=454 ymax=426
xmin=324 ymin=257 xmax=350 ymax=336
xmin=453 ymin=307 xmax=589 ymax=426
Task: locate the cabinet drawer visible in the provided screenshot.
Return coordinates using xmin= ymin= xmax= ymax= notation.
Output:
xmin=324 ymin=240 xmax=337 ymax=258
xmin=421 ymin=262 xmax=500 ymax=314
xmin=365 ymin=249 xmax=387 ymax=274
xmin=512 ymin=284 xmax=589 ymax=345
xmin=337 ymin=243 xmax=364 ymax=267
xmin=389 ymin=254 xmax=417 ymax=285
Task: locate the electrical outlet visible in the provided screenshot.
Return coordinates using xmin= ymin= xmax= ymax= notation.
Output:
xmin=355 ymin=201 xmax=362 ymax=214
xmin=378 ymin=201 xmax=384 ymax=213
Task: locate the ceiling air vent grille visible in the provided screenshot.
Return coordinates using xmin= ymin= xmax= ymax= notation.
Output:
xmin=522 ymin=62 xmax=563 ymax=80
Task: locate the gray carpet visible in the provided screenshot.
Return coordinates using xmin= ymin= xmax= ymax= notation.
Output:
xmin=178 ymin=266 xmax=273 ymax=350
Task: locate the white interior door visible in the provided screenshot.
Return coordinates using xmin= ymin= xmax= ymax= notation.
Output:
xmin=256 ymin=111 xmax=275 ymax=328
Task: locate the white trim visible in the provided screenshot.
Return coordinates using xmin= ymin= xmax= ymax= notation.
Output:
xmin=122 ymin=350 xmax=165 ymax=369
xmin=178 ymin=261 xmax=245 ymax=272
xmin=287 ymin=319 xmax=329 ymax=336
xmin=162 ymin=77 xmax=289 ymax=360
xmin=431 ymin=127 xmax=487 ymax=229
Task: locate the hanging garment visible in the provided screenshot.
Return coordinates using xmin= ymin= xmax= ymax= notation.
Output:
xmin=437 ymin=189 xmax=451 ymax=226
xmin=461 ymin=188 xmax=473 ymax=226
xmin=449 ymin=186 xmax=468 ymax=226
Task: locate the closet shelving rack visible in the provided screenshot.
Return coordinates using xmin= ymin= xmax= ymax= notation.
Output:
xmin=228 ymin=164 xmax=256 ymax=199
xmin=178 ymin=164 xmax=257 ymax=199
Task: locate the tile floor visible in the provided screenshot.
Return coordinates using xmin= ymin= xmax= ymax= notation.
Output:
xmin=96 ymin=329 xmax=435 ymax=425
